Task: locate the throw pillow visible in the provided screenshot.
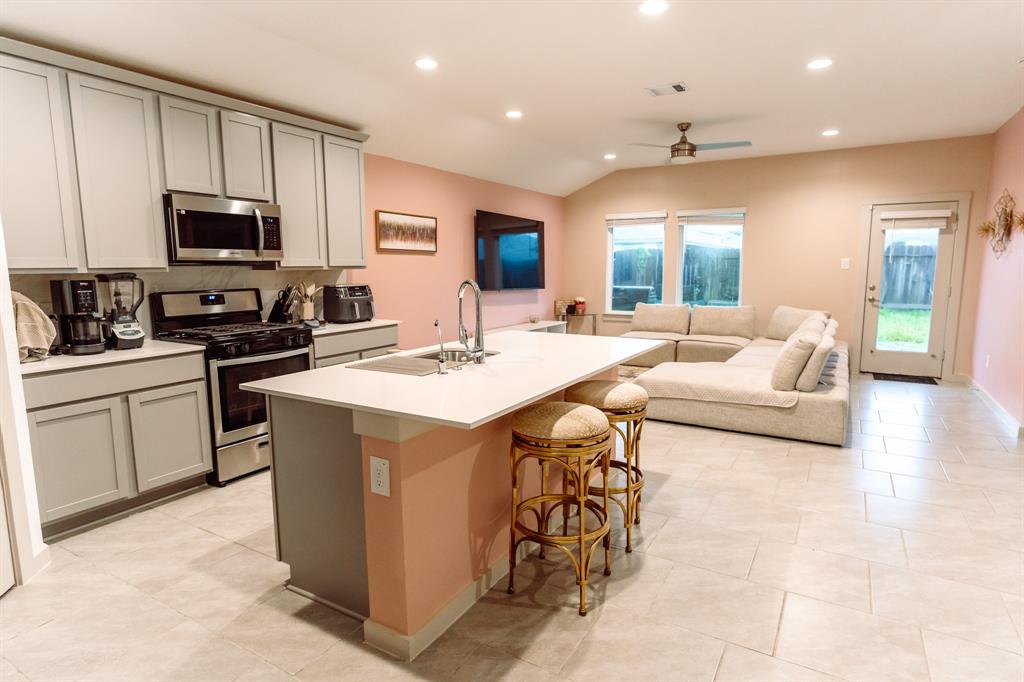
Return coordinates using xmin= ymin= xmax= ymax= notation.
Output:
xmin=631 ymin=303 xmax=691 ymax=334
xmin=771 ymin=333 xmax=819 ymax=391
xmin=767 ymin=306 xmax=831 ymax=340
xmin=795 ymin=333 xmax=837 ymax=392
xmin=689 ymin=305 xmax=756 ymax=339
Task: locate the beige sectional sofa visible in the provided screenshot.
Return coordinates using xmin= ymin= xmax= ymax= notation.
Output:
xmin=627 ymin=305 xmax=850 ymax=445
xmin=622 ymin=303 xmax=756 ymax=366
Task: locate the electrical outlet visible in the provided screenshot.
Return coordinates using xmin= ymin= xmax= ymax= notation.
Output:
xmin=369 ymin=456 xmax=391 ymax=497
xmin=985 ymin=354 xmax=991 ymax=369
xmin=840 ymin=258 xmax=851 ymax=270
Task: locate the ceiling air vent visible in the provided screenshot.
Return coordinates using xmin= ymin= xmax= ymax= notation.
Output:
xmin=646 ymin=81 xmax=688 ymax=96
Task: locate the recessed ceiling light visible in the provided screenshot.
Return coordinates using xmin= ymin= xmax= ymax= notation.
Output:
xmin=821 ymin=129 xmax=839 ymax=137
xmin=603 ymin=153 xmax=617 ymax=160
xmin=505 ymin=110 xmax=523 ymax=119
xmin=639 ymin=0 xmax=668 ymax=15
xmin=807 ymin=58 xmax=833 ymax=70
xmin=415 ymin=57 xmax=438 ymax=70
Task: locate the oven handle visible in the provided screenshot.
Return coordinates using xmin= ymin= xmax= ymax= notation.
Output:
xmin=254 ymin=208 xmax=265 ymax=258
xmin=214 ymin=346 xmax=311 ymax=368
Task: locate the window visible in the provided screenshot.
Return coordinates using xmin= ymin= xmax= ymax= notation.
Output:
xmin=606 ymin=213 xmax=666 ymax=313
xmin=678 ymin=210 xmax=744 ymax=306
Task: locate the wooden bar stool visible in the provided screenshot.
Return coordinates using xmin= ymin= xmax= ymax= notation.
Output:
xmin=565 ymin=380 xmax=648 ymax=552
xmin=507 ymin=401 xmax=612 ymax=615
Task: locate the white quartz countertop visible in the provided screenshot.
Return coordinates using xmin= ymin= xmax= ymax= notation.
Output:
xmin=19 ymin=340 xmax=204 ymax=376
xmin=311 ymin=319 xmax=399 ymax=337
xmin=242 ymin=330 xmax=660 ymax=429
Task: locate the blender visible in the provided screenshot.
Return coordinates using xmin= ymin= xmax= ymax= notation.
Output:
xmin=97 ymin=273 xmax=146 ymax=350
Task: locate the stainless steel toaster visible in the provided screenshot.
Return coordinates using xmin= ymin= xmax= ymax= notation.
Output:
xmin=322 ymin=285 xmax=375 ymax=323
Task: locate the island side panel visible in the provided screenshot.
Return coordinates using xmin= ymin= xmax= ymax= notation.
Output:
xmin=269 ymin=395 xmax=369 ymax=618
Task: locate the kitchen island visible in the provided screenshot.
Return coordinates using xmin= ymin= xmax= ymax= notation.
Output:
xmin=242 ymin=330 xmax=660 ymax=660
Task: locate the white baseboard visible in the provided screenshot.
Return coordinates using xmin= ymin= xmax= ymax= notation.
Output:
xmin=961 ymin=376 xmax=1024 ymax=436
xmin=363 ymin=542 xmax=534 ymax=662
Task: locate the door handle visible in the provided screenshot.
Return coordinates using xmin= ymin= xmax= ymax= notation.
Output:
xmin=867 ymin=296 xmax=879 ymax=304
xmin=254 ymin=208 xmax=264 ymax=257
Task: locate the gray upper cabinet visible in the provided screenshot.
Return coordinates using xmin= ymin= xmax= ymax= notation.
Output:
xmin=128 ymin=380 xmax=212 ymax=492
xmin=272 ymin=122 xmax=326 ymax=268
xmin=67 ymin=73 xmax=166 ymax=269
xmin=28 ymin=397 xmax=133 ymax=523
xmin=0 ymin=56 xmax=81 ymax=270
xmin=159 ymin=96 xmax=222 ymax=195
xmin=323 ymin=134 xmax=366 ymax=268
xmin=221 ymin=110 xmax=273 ymax=201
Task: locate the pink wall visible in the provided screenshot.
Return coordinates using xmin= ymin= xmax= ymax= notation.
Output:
xmin=970 ymin=108 xmax=1024 ymax=425
xmin=359 ymin=155 xmax=565 ymax=348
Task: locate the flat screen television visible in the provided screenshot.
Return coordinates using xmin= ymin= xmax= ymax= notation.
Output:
xmin=475 ymin=210 xmax=545 ymax=291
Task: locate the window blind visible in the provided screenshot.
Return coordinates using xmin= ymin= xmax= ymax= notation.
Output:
xmin=605 ymin=210 xmax=667 ymax=227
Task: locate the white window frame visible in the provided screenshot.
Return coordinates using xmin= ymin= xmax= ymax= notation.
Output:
xmin=676 ymin=208 xmax=746 ymax=306
xmin=605 ymin=211 xmax=667 ymax=316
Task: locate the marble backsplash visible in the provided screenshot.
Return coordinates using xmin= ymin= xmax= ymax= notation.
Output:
xmin=10 ymin=266 xmax=350 ymax=335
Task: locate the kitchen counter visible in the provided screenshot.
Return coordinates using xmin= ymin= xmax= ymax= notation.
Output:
xmin=244 ymin=330 xmax=658 ymax=429
xmin=19 ymin=340 xmax=204 ymax=376
xmin=242 ymin=330 xmax=659 ymax=660
xmin=310 ymin=319 xmax=399 ymax=337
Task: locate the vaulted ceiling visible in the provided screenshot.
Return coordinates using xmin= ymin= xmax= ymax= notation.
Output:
xmin=2 ymin=0 xmax=1021 ymax=196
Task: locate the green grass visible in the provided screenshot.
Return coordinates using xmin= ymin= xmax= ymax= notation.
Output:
xmin=877 ymin=307 xmax=931 ymax=352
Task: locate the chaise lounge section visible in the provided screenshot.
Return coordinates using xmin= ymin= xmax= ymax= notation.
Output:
xmin=629 ymin=305 xmax=850 ymax=445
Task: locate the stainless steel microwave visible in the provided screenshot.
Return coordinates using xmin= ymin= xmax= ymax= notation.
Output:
xmin=164 ymin=193 xmax=283 ymax=264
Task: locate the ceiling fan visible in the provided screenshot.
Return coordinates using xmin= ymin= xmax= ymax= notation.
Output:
xmin=632 ymin=122 xmax=751 ymax=162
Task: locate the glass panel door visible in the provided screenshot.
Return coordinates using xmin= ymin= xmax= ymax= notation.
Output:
xmin=875 ymin=227 xmax=938 ymax=353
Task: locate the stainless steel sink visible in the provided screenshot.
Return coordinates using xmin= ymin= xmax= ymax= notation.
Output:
xmin=413 ymin=349 xmax=500 ymax=363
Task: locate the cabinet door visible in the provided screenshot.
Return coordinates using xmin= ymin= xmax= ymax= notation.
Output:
xmin=323 ymin=135 xmax=366 ymax=267
xmin=67 ymin=73 xmax=166 ymax=269
xmin=128 ymin=380 xmax=212 ymax=492
xmin=220 ymin=110 xmax=273 ymax=201
xmin=28 ymin=397 xmax=133 ymax=523
xmin=0 ymin=56 xmax=81 ymax=269
xmin=271 ymin=122 xmax=326 ymax=267
xmin=159 ymin=96 xmax=222 ymax=195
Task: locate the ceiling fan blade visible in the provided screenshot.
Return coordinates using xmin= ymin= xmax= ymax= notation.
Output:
xmin=629 ymin=142 xmax=672 ymax=149
xmin=694 ymin=141 xmax=752 ymax=151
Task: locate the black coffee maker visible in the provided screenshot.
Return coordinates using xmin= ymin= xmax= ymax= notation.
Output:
xmin=50 ymin=280 xmax=106 ymax=355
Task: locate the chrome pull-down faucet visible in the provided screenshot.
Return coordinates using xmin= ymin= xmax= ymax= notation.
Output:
xmin=457 ymin=279 xmax=486 ymax=363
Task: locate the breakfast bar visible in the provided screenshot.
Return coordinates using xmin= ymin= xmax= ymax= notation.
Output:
xmin=242 ymin=330 xmax=660 ymax=660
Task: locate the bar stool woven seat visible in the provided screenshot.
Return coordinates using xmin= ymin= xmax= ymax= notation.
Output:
xmin=565 ymin=380 xmax=649 ymax=552
xmin=565 ymin=380 xmax=648 ymax=413
xmin=508 ymin=401 xmax=612 ymax=615
xmin=511 ymin=401 xmax=609 ymax=441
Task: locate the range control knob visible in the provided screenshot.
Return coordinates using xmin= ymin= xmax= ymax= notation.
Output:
xmin=240 ymin=343 xmax=251 ymax=354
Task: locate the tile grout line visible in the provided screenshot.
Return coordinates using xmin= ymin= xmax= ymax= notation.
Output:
xmin=768 ymin=591 xmax=789 ymax=657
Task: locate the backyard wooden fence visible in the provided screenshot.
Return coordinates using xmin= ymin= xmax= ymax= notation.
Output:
xmin=880 ymin=242 xmax=936 ymax=308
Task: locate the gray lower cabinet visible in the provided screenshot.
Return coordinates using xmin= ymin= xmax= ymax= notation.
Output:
xmin=128 ymin=380 xmax=212 ymax=492
xmin=28 ymin=396 xmax=133 ymax=523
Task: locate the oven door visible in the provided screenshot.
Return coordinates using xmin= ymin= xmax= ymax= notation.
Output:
xmin=166 ymin=194 xmax=282 ymax=263
xmin=209 ymin=347 xmax=312 ymax=446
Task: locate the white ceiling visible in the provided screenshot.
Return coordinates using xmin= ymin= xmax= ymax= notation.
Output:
xmin=2 ymin=1 xmax=1022 ymax=196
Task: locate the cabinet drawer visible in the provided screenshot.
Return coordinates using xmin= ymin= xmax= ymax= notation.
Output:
xmin=315 ymin=352 xmax=360 ymax=369
xmin=23 ymin=353 xmax=205 ymax=410
xmin=313 ymin=326 xmax=398 ymax=359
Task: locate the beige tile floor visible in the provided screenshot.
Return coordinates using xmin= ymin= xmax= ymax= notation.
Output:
xmin=2 ymin=377 xmax=1022 ymax=681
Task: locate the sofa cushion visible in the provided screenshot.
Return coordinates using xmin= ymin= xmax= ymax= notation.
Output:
xmin=676 ymin=335 xmax=750 ymax=363
xmin=620 ymin=332 xmax=678 ymax=367
xmin=690 ymin=305 xmax=755 ymax=339
xmin=795 ymin=333 xmax=836 ymax=392
xmin=788 ymin=316 xmax=827 ymax=341
xmin=767 ymin=306 xmax=830 ymax=340
xmin=631 ymin=303 xmax=690 ymax=334
xmin=824 ymin=319 xmax=839 ymax=337
xmin=770 ymin=333 xmax=819 ymax=391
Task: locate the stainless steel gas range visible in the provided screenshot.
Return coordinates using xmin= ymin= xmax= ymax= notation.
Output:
xmin=150 ymin=288 xmax=313 ymax=485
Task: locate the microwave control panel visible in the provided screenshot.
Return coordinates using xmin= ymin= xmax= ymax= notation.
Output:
xmin=262 ymin=216 xmax=281 ymax=251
